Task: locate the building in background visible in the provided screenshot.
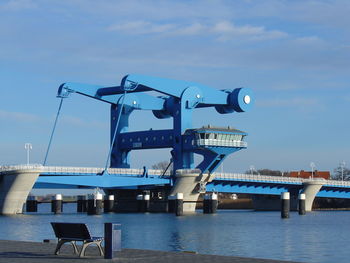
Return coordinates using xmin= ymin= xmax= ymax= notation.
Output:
xmin=289 ymin=170 xmax=330 ymax=180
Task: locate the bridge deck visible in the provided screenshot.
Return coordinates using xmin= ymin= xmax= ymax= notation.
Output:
xmin=2 ymin=165 xmax=350 ymax=198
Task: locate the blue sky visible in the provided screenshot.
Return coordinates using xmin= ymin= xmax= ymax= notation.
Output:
xmin=0 ymin=0 xmax=349 ymax=173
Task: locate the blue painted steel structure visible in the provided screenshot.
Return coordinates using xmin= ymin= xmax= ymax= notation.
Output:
xmin=57 ymin=74 xmax=253 ymax=175
xmin=34 ymin=171 xmax=350 ymax=199
xmin=206 ymin=178 xmax=350 ymax=199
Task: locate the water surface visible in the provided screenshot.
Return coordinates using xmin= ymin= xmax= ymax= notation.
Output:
xmin=0 ymin=204 xmax=349 ymax=263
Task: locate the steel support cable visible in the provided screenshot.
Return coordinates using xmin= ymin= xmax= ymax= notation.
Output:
xmin=102 ymin=90 xmax=127 ymax=175
xmin=43 ymin=97 xmax=64 ymax=166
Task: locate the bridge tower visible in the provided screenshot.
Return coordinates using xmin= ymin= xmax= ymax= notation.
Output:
xmin=57 ymin=74 xmax=253 ymax=212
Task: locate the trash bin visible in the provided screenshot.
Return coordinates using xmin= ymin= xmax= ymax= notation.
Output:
xmin=104 ymin=223 xmax=121 ymax=259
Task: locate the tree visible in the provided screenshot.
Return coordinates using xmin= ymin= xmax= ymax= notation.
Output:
xmin=244 ymin=168 xmax=290 ymax=177
xmin=151 ymin=160 xmax=173 ymax=172
xmin=332 ymin=165 xmax=350 ymax=181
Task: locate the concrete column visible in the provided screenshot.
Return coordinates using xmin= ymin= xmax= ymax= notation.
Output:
xmin=175 ymin=193 xmax=183 ymax=216
xmin=210 ymin=193 xmax=218 ymax=213
xmin=167 ymin=195 xmax=176 ymax=213
xmin=301 ymin=179 xmax=325 ymax=212
xmin=136 ymin=194 xmax=143 ymax=212
xmin=0 ymin=167 xmax=42 ymax=215
xmin=281 ymin=192 xmax=290 ymax=219
xmin=170 ymin=169 xmax=207 ymax=213
xmin=87 ymin=193 xmax=103 ymax=215
xmin=143 ymin=194 xmax=150 ymax=212
xmin=51 ymin=194 xmax=62 ymax=214
xmin=203 ymin=193 xmax=218 ymax=214
xmin=26 ymin=196 xmax=38 ymax=212
xmin=104 ymin=195 xmax=115 ymax=213
xmin=77 ymin=195 xmax=87 ymax=212
xmin=298 ymin=193 xmax=306 ymax=215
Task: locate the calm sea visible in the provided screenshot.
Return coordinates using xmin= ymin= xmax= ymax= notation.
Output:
xmin=0 ymin=203 xmax=349 ymax=263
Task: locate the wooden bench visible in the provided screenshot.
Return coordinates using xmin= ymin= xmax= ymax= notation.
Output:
xmin=51 ymin=222 xmax=104 ymax=257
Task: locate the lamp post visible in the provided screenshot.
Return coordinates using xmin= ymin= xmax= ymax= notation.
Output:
xmin=24 ymin=143 xmax=32 ymax=165
xmin=250 ymin=165 xmax=255 ymax=175
xmin=310 ymin=162 xmax=315 ymax=179
xmin=340 ymin=161 xmax=346 ymax=181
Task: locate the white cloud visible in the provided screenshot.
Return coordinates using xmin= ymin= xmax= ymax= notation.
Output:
xmin=108 ymin=20 xmax=288 ymax=41
xmin=0 ymin=109 xmax=41 ymax=122
xmin=211 ymin=21 xmax=288 ymax=41
xmin=0 ymin=0 xmax=36 ymax=11
xmin=293 ymin=36 xmax=326 ymax=46
xmin=107 ymin=21 xmax=176 ymax=34
xmin=172 ymin=22 xmax=205 ymax=35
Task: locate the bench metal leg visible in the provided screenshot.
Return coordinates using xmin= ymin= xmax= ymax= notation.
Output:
xmin=54 ymin=239 xmax=79 ymax=255
xmin=79 ymin=240 xmax=104 ymax=257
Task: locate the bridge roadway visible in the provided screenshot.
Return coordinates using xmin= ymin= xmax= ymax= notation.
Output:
xmin=1 ymin=165 xmax=350 ymax=199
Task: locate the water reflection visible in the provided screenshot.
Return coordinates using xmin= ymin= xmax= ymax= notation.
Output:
xmin=1 ymin=205 xmax=350 ymax=263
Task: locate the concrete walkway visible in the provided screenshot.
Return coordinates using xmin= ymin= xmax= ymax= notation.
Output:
xmin=0 ymin=240 xmax=301 ymax=263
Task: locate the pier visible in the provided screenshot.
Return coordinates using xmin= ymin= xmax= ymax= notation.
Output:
xmin=0 ymin=240 xmax=301 ymax=263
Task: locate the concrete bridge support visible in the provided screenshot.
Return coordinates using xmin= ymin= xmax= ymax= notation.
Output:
xmin=169 ymin=169 xmax=214 ymax=213
xmin=0 ymin=166 xmax=42 ymax=215
xmin=301 ymin=179 xmax=325 ymax=212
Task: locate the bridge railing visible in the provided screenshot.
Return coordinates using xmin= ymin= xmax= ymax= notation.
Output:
xmin=213 ymin=172 xmax=305 ymax=184
xmin=40 ymin=166 xmax=170 ymax=177
xmin=213 ymin=173 xmax=350 ymax=187
xmin=196 ymin=139 xmax=247 ymax=148
xmin=324 ymin=180 xmax=350 ymax=187
xmin=0 ymin=164 xmax=43 ymax=173
xmin=42 ymin=166 xmax=146 ymax=176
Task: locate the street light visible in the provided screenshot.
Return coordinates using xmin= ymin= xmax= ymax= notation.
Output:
xmin=340 ymin=161 xmax=346 ymax=181
xmin=310 ymin=162 xmax=316 ymax=179
xmin=250 ymin=165 xmax=255 ymax=175
xmin=24 ymin=143 xmax=32 ymax=165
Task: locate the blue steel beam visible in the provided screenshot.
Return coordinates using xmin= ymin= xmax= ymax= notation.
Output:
xmin=55 ymin=74 xmax=254 ymax=176
xmin=34 ymin=170 xmax=350 ymax=199
xmin=36 ymin=175 xmax=170 ymax=188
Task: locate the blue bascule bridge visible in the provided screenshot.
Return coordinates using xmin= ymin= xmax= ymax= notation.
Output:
xmin=56 ymin=74 xmax=253 ymax=173
xmin=0 ymin=74 xmax=254 ymax=214
xmin=2 ymin=74 xmax=350 ymax=215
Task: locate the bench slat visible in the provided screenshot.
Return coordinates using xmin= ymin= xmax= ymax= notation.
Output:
xmin=51 ymin=222 xmax=92 ymax=240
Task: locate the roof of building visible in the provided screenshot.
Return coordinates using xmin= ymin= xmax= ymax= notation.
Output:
xmin=186 ymin=125 xmax=247 ymax=134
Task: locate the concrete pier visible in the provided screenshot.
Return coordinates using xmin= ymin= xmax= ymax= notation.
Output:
xmin=298 ymin=193 xmax=306 ymax=215
xmin=104 ymin=195 xmax=115 ymax=213
xmin=167 ymin=195 xmax=176 ymax=213
xmin=301 ymin=179 xmax=325 ymax=212
xmin=281 ymin=192 xmax=290 ymax=219
xmin=26 ymin=196 xmax=38 ymax=212
xmin=51 ymin=194 xmax=62 ymax=214
xmin=175 ymin=193 xmax=184 ymax=216
xmin=143 ymin=194 xmax=150 ymax=212
xmin=203 ymin=193 xmax=218 ymax=214
xmin=87 ymin=193 xmax=103 ymax=215
xmin=170 ymin=169 xmax=213 ymax=213
xmin=0 ymin=166 xmax=43 ymax=215
xmin=77 ymin=195 xmax=87 ymax=212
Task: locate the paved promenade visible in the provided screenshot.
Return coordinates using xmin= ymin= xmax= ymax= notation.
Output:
xmin=0 ymin=240 xmax=301 ymax=263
